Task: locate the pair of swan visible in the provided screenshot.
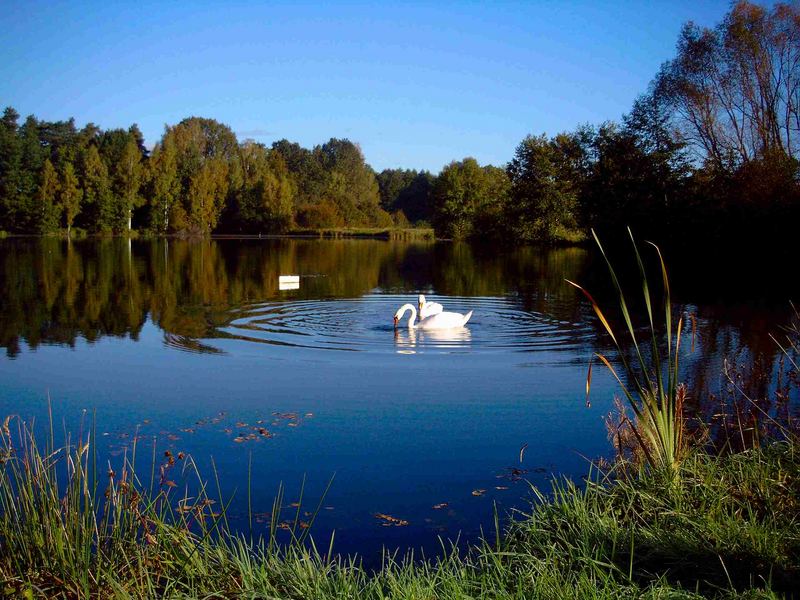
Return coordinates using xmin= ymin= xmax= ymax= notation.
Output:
xmin=393 ymin=294 xmax=473 ymax=330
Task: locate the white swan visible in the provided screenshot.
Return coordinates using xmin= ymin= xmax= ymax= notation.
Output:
xmin=393 ymin=303 xmax=472 ymax=330
xmin=418 ymin=294 xmax=443 ymax=319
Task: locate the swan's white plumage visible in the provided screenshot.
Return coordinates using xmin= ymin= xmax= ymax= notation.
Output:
xmin=418 ymin=294 xmax=444 ymax=319
xmin=394 ymin=303 xmax=472 ymax=330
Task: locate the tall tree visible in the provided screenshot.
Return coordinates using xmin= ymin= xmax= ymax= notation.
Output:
xmin=432 ymin=158 xmax=504 ymax=240
xmin=506 ymin=135 xmax=579 ymax=243
xmin=36 ymin=159 xmax=60 ymax=233
xmin=114 ymin=137 xmax=144 ymax=231
xmin=164 ymin=117 xmax=239 ymax=232
xmin=233 ymin=142 xmax=296 ymax=233
xmin=272 ymin=139 xmax=328 ymax=207
xmin=78 ymin=144 xmax=112 ymax=232
xmin=314 ymin=138 xmax=385 ymax=226
xmin=0 ymin=107 xmax=22 ymax=231
xmin=147 ymin=134 xmax=180 ymax=233
xmin=655 ymin=1 xmax=800 ymax=167
xmin=377 ymin=168 xmax=434 ymax=223
xmin=58 ymin=162 xmax=82 ymax=236
xmin=17 ymin=115 xmax=45 ymax=231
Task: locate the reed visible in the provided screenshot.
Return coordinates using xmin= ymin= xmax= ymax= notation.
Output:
xmin=0 ymin=414 xmax=327 ymax=597
xmin=568 ymin=228 xmax=687 ymax=474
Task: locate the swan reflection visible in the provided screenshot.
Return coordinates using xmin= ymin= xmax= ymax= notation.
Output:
xmin=394 ymin=326 xmax=472 ymax=353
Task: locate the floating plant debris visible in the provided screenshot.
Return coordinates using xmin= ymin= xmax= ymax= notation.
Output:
xmin=471 ymin=489 xmax=486 ymax=497
xmin=497 ymin=467 xmax=529 ymax=481
xmin=375 ymin=513 xmax=409 ymax=526
xmin=432 ymin=503 xmax=448 ymax=510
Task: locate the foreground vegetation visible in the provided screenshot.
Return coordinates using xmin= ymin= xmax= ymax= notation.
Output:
xmin=0 ymin=417 xmax=796 ymax=599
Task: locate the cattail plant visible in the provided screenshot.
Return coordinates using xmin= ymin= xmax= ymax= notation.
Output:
xmin=567 ymin=228 xmax=687 ymax=474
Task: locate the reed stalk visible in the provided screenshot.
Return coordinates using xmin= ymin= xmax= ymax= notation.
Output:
xmin=567 ymin=228 xmax=687 ymax=474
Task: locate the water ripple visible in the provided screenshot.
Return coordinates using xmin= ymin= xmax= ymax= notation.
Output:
xmin=216 ymin=294 xmax=595 ymax=354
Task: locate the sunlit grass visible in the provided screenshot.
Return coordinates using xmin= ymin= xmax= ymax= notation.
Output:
xmin=0 ymin=413 xmax=797 ymax=598
xmin=288 ymin=227 xmax=435 ymax=240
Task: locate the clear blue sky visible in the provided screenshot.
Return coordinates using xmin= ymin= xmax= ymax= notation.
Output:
xmin=1 ymin=0 xmax=732 ymax=173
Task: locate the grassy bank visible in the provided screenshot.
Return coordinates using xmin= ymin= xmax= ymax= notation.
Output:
xmin=285 ymin=227 xmax=435 ymax=241
xmin=0 ymin=416 xmax=797 ymax=599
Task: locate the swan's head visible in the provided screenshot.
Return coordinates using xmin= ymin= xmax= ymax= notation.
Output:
xmin=418 ymin=294 xmax=426 ymax=310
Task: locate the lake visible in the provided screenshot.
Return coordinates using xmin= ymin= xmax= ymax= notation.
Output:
xmin=0 ymin=237 xmax=794 ymax=561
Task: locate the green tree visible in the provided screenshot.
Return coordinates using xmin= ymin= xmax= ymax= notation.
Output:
xmin=474 ymin=165 xmax=511 ymax=240
xmin=0 ymin=107 xmax=22 ymax=231
xmin=432 ymin=158 xmax=502 ymax=240
xmin=377 ymin=168 xmax=434 ymax=223
xmin=17 ymin=115 xmax=45 ymax=231
xmin=78 ymin=144 xmax=113 ymax=232
xmin=506 ymin=135 xmax=579 ymax=242
xmin=234 ymin=141 xmax=296 ymax=232
xmin=163 ymin=117 xmax=239 ymax=232
xmin=272 ymin=139 xmax=327 ymax=207
xmin=58 ymin=162 xmax=82 ymax=236
xmin=314 ymin=138 xmax=384 ymax=226
xmin=147 ymin=134 xmax=180 ymax=233
xmin=114 ymin=137 xmax=144 ymax=231
xmin=36 ymin=159 xmax=60 ymax=233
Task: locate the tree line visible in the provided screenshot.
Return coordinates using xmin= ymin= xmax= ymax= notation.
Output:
xmin=1 ymin=1 xmax=798 ymax=247
xmin=0 ymin=113 xmax=419 ymax=235
xmin=430 ymin=1 xmax=800 ymax=247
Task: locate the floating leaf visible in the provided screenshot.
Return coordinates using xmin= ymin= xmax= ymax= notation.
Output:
xmin=375 ymin=513 xmax=409 ymax=526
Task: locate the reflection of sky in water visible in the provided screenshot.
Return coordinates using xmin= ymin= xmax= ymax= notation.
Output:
xmin=0 ymin=238 xmax=796 ymax=564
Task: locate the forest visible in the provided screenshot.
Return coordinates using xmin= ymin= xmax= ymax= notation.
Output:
xmin=0 ymin=1 xmax=798 ymax=247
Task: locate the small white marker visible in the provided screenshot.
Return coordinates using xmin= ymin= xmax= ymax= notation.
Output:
xmin=279 ymin=275 xmax=300 ymax=291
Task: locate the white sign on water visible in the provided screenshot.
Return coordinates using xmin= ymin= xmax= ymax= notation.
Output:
xmin=279 ymin=275 xmax=300 ymax=291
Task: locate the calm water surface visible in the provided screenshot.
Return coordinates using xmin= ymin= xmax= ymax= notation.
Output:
xmin=0 ymin=238 xmax=794 ymax=560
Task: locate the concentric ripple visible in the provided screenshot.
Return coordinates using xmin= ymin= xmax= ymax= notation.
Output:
xmin=215 ymin=294 xmax=595 ymax=354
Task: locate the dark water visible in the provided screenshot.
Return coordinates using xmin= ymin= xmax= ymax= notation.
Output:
xmin=0 ymin=237 xmax=795 ymax=560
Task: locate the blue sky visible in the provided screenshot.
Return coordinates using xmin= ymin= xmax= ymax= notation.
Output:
xmin=1 ymin=1 xmax=732 ymax=172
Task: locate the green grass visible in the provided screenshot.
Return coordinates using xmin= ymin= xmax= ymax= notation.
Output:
xmin=287 ymin=227 xmax=435 ymax=240
xmin=0 ymin=414 xmax=797 ymax=599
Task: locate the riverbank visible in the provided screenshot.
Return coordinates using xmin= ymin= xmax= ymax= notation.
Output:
xmin=0 ymin=418 xmax=796 ymax=598
xmin=0 ymin=227 xmax=437 ymax=242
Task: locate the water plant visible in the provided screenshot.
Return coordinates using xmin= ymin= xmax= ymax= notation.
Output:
xmin=568 ymin=228 xmax=687 ymax=474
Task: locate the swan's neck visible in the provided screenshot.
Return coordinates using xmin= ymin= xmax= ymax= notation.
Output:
xmin=400 ymin=304 xmax=417 ymax=328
